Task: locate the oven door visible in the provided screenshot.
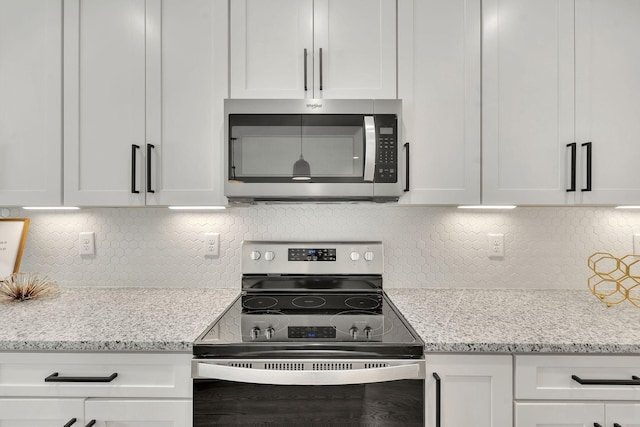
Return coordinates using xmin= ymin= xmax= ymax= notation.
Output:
xmin=193 ymin=358 xmax=425 ymax=426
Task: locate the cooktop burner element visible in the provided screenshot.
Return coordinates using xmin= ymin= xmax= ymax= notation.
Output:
xmin=291 ymin=295 xmax=326 ymax=308
xmin=242 ymin=296 xmax=278 ymax=310
xmin=345 ymin=296 xmax=381 ymax=310
xmin=193 ymin=241 xmax=424 ymax=359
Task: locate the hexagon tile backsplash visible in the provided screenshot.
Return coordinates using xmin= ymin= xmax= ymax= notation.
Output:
xmin=5 ymin=205 xmax=640 ymax=289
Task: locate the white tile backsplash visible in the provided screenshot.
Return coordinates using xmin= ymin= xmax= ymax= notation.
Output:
xmin=6 ymin=205 xmax=640 ymax=289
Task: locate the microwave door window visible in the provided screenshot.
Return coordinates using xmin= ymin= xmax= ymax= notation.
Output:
xmin=232 ymin=126 xmax=302 ymax=178
xmin=301 ymin=115 xmax=365 ymax=182
xmin=230 ymin=114 xmax=303 ymax=181
xmin=229 ymin=114 xmax=367 ymax=183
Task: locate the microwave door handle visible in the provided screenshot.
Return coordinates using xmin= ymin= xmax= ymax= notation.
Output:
xmin=195 ymin=362 xmax=421 ymax=386
xmin=363 ymin=116 xmax=376 ymax=182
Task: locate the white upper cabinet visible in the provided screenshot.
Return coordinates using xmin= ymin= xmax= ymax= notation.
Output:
xmin=575 ymin=0 xmax=640 ymax=205
xmin=0 ymin=0 xmax=62 ymax=207
xmin=398 ymin=0 xmax=481 ymax=205
xmin=64 ymin=0 xmax=227 ymax=207
xmin=482 ymin=0 xmax=575 ymax=205
xmin=230 ymin=0 xmax=396 ymax=99
xmin=483 ymin=0 xmax=640 ymax=206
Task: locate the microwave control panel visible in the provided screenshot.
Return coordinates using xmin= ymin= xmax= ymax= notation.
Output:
xmin=375 ymin=115 xmax=397 ymax=183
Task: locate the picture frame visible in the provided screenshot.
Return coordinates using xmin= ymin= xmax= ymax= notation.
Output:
xmin=0 ymin=218 xmax=30 ymax=278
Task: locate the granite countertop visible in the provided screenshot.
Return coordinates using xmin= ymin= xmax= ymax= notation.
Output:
xmin=3 ymin=287 xmax=640 ymax=354
xmin=386 ymin=288 xmax=640 ymax=354
xmin=0 ymin=287 xmax=239 ymax=352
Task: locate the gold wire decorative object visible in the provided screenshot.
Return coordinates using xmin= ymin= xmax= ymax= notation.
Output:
xmin=0 ymin=273 xmax=59 ymax=303
xmin=588 ymin=252 xmax=640 ymax=307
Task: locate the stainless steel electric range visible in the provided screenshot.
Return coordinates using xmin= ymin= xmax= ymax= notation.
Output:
xmin=192 ymin=241 xmax=425 ymax=427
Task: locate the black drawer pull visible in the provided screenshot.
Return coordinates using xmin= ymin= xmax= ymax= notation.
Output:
xmin=131 ymin=144 xmax=140 ymax=194
xmin=85 ymin=421 xmax=97 ymax=427
xmin=572 ymin=374 xmax=640 ymax=386
xmin=581 ymin=141 xmax=592 ymax=192
xmin=404 ymin=142 xmax=410 ymax=192
xmin=63 ymin=419 xmax=77 ymax=427
xmin=614 ymin=423 xmax=622 ymax=427
xmin=433 ymin=372 xmax=441 ymax=427
xmin=566 ymin=142 xmax=577 ymax=192
xmin=45 ymin=372 xmax=118 ymax=383
xmin=594 ymin=424 xmax=602 ymax=427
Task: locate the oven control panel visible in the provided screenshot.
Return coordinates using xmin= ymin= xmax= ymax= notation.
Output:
xmin=242 ymin=241 xmax=383 ymax=275
xmin=288 ymin=248 xmax=336 ymax=262
xmin=241 ymin=314 xmax=384 ymax=342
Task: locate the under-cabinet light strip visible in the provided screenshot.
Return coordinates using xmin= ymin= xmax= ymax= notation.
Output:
xmin=168 ymin=206 xmax=226 ymax=210
xmin=22 ymin=207 xmax=80 ymax=210
xmin=457 ymin=205 xmax=517 ymax=210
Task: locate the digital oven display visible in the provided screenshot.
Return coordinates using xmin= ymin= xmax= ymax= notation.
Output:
xmin=289 ymin=326 xmax=337 ymax=339
xmin=288 ymin=248 xmax=336 ymax=261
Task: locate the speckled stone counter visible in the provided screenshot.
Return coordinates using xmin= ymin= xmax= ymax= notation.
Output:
xmin=3 ymin=288 xmax=640 ymax=354
xmin=0 ymin=287 xmax=239 ymax=352
xmin=386 ymin=288 xmax=640 ymax=354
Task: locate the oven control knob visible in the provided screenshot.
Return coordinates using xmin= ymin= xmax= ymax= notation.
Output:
xmin=364 ymin=251 xmax=375 ymax=261
xmin=264 ymin=327 xmax=275 ymax=340
xmin=349 ymin=327 xmax=359 ymax=339
xmin=364 ymin=327 xmax=373 ymax=340
xmin=349 ymin=251 xmax=360 ymax=261
xmin=250 ymin=251 xmax=261 ymax=261
xmin=264 ymin=251 xmax=275 ymax=261
xmin=250 ymin=327 xmax=261 ymax=340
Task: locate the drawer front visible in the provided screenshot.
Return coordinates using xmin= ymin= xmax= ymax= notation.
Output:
xmin=0 ymin=352 xmax=192 ymax=398
xmin=516 ymin=355 xmax=640 ymax=400
xmin=0 ymin=398 xmax=85 ymax=426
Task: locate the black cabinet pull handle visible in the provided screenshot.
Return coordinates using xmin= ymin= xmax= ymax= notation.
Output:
xmin=433 ymin=372 xmax=441 ymax=427
xmin=594 ymin=424 xmax=602 ymax=427
xmin=581 ymin=141 xmax=592 ymax=192
xmin=404 ymin=142 xmax=410 ymax=192
xmin=566 ymin=142 xmax=577 ymax=192
xmin=85 ymin=421 xmax=97 ymax=427
xmin=131 ymin=144 xmax=140 ymax=194
xmin=572 ymin=374 xmax=640 ymax=385
xmin=303 ymin=49 xmax=308 ymax=92
xmin=319 ymin=48 xmax=323 ymax=91
xmin=614 ymin=423 xmax=622 ymax=427
xmin=146 ymin=143 xmax=155 ymax=193
xmin=63 ymin=419 xmax=77 ymax=427
xmin=45 ymin=372 xmax=118 ymax=383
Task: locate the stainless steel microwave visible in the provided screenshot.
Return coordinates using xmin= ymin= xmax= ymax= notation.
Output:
xmin=224 ymin=99 xmax=404 ymax=203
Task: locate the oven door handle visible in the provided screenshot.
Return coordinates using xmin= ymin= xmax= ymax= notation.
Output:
xmin=363 ymin=115 xmax=376 ymax=182
xmin=195 ymin=362 xmax=422 ymax=386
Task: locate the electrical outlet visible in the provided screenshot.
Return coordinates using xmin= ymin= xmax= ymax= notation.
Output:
xmin=634 ymin=234 xmax=640 ymax=254
xmin=204 ymin=232 xmax=220 ymax=257
xmin=79 ymin=231 xmax=95 ymax=256
xmin=488 ymin=233 xmax=504 ymax=258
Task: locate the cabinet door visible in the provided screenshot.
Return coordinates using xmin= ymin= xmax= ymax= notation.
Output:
xmin=426 ymin=354 xmax=512 ymax=427
xmin=515 ymin=402 xmax=603 ymax=427
xmin=398 ymin=0 xmax=481 ymax=205
xmin=607 ymin=404 xmax=640 ymax=427
xmin=145 ymin=0 xmax=227 ymax=206
xmin=576 ymin=0 xmax=640 ymax=205
xmin=64 ymin=0 xmax=147 ymax=206
xmin=0 ymin=398 xmax=85 ymax=426
xmin=0 ymin=0 xmax=62 ymax=206
xmin=229 ymin=0 xmax=313 ymax=99
xmin=482 ymin=0 xmax=575 ymax=205
xmin=85 ymin=399 xmax=191 ymax=427
xmin=313 ymin=0 xmax=396 ymax=99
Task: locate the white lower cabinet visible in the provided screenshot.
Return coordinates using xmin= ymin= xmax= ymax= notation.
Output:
xmin=515 ymin=355 xmax=640 ymax=427
xmin=85 ymin=399 xmax=192 ymax=426
xmin=0 ymin=398 xmax=84 ymax=427
xmin=0 ymin=352 xmax=192 ymax=427
xmin=425 ymin=354 xmax=512 ymax=427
